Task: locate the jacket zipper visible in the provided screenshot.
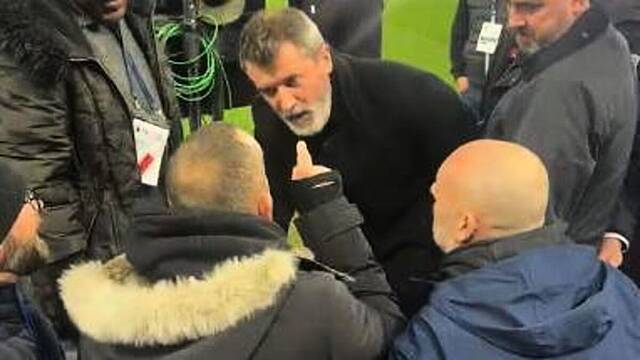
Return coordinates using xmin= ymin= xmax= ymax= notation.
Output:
xmin=68 ymin=56 xmax=133 ymax=251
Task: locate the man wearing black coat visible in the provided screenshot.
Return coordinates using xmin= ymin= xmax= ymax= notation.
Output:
xmin=60 ymin=123 xmax=404 ymax=360
xmin=240 ymin=8 xmax=476 ymax=315
xmin=0 ymin=0 xmax=181 ymax=337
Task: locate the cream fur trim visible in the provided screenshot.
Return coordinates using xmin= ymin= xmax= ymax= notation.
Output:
xmin=59 ymin=250 xmax=297 ymax=346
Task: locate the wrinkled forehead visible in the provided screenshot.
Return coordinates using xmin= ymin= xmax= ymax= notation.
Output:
xmin=508 ymin=0 xmax=546 ymax=5
xmin=508 ymin=0 xmax=573 ymax=8
xmin=261 ymin=42 xmax=317 ymax=72
xmin=245 ymin=42 xmax=319 ymax=87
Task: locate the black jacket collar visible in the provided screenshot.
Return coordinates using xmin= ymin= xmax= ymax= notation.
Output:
xmin=321 ymin=51 xmax=392 ymax=149
xmin=330 ymin=51 xmax=372 ymax=129
xmin=125 ymin=203 xmax=288 ymax=282
xmin=435 ymin=222 xmax=570 ymax=281
xmin=522 ymin=6 xmax=610 ymax=81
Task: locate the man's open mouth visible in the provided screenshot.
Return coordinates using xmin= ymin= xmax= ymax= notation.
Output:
xmin=287 ymin=111 xmax=311 ymax=124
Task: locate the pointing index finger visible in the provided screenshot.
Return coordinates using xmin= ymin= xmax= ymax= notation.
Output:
xmin=296 ymin=141 xmax=313 ymax=169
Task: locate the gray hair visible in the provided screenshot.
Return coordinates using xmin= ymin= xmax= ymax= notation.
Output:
xmin=239 ymin=8 xmax=326 ymax=68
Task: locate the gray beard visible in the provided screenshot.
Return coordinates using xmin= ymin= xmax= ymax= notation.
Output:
xmin=516 ymin=36 xmax=542 ymax=56
xmin=280 ymin=86 xmax=332 ymax=137
xmin=1 ymin=235 xmax=50 ymax=276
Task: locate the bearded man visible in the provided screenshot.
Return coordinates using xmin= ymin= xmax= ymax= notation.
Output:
xmin=240 ymin=8 xmax=476 ymax=315
xmin=484 ymin=0 xmax=637 ymax=266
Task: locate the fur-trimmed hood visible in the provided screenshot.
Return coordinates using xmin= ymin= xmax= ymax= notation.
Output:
xmin=59 ymin=250 xmax=298 ymax=346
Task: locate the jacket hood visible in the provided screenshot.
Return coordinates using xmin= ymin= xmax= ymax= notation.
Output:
xmin=59 ymin=249 xmax=297 ymax=347
xmin=59 ymin=200 xmax=297 ymax=346
xmin=124 ymin=200 xmax=288 ymax=281
xmin=430 ymin=245 xmax=640 ymax=357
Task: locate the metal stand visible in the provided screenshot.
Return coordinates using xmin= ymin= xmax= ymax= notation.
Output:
xmin=182 ymin=0 xmax=202 ymax=131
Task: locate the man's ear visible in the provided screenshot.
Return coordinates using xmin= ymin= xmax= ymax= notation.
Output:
xmin=456 ymin=213 xmax=478 ymax=247
xmin=318 ymin=43 xmax=333 ymax=74
xmin=257 ymin=191 xmax=273 ymax=222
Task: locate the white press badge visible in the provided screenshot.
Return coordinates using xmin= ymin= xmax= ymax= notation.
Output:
xmin=133 ymin=118 xmax=169 ymax=186
xmin=476 ymin=22 xmax=503 ymax=55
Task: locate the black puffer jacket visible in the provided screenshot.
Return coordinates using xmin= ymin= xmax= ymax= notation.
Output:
xmin=60 ymin=172 xmax=404 ymax=359
xmin=0 ymin=0 xmax=180 ymax=261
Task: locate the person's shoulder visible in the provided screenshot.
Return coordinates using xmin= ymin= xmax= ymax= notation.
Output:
xmin=557 ymin=25 xmax=631 ymax=74
xmin=0 ymin=0 xmax=70 ymax=87
xmin=335 ymin=53 xmax=455 ymax=114
xmin=339 ymin=53 xmax=443 ymax=86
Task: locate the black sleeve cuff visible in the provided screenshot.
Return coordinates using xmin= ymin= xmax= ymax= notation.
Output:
xmin=451 ymin=65 xmax=466 ymax=78
xmin=289 ymin=171 xmax=343 ymax=213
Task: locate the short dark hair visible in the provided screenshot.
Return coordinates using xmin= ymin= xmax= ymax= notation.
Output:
xmin=166 ymin=123 xmax=267 ymax=214
xmin=239 ymin=8 xmax=325 ymax=69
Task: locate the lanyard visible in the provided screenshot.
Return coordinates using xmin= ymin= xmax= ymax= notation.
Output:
xmin=118 ymin=21 xmax=161 ymax=113
xmin=485 ymin=0 xmax=500 ymax=75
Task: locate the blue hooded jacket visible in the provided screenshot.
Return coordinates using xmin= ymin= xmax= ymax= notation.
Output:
xmin=390 ymin=234 xmax=640 ymax=359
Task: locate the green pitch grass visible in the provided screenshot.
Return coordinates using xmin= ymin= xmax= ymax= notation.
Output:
xmin=224 ymin=0 xmax=458 ymax=133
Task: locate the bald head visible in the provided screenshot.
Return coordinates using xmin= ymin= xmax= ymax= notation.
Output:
xmin=167 ymin=123 xmax=272 ymax=218
xmin=431 ymin=140 xmax=549 ymax=253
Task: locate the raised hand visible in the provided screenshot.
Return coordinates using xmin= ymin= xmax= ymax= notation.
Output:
xmin=291 ymin=141 xmax=331 ymax=180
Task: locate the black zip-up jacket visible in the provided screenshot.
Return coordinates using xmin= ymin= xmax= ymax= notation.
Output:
xmin=0 ymin=0 xmax=181 ymax=261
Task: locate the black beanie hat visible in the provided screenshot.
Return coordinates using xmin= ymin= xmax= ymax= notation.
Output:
xmin=0 ymin=161 xmax=26 ymax=242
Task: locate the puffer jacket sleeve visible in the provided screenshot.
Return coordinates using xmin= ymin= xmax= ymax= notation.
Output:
xmin=293 ymin=171 xmax=405 ymax=358
xmin=0 ymin=53 xmax=86 ymax=260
